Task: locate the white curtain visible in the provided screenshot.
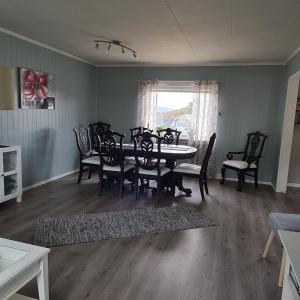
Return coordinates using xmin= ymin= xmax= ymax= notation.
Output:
xmin=136 ymin=80 xmax=158 ymax=129
xmin=189 ymin=80 xmax=219 ymax=177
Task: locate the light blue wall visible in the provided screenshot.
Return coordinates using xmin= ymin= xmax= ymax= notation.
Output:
xmin=0 ymin=32 xmax=97 ymax=187
xmin=97 ymin=66 xmax=284 ymax=183
xmin=1 ymin=29 xmax=295 ymax=187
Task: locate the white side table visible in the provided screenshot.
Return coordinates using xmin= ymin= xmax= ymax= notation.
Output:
xmin=0 ymin=238 xmax=50 ymax=300
xmin=278 ymin=230 xmax=300 ymax=300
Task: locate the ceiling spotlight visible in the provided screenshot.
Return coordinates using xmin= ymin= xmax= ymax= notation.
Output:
xmin=94 ymin=39 xmax=137 ymax=58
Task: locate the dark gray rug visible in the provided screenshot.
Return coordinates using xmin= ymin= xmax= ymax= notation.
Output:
xmin=34 ymin=206 xmax=216 ymax=247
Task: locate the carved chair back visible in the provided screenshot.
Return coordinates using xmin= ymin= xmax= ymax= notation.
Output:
xmin=200 ymin=133 xmax=216 ymax=176
xmin=242 ymin=131 xmax=268 ymax=166
xmin=96 ymin=130 xmax=125 ymax=167
xmin=89 ymin=121 xmax=111 ymax=149
xmin=133 ymin=132 xmax=161 ymax=171
xmin=73 ymin=126 xmax=93 ymax=160
xmin=130 ymin=126 xmax=153 ymax=143
xmin=157 ymin=128 xmax=181 ymax=145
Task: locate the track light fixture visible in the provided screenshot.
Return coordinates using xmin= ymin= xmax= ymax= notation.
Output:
xmin=94 ymin=39 xmax=137 ymax=58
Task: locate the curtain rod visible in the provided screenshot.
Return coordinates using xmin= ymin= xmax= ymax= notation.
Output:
xmin=137 ymin=79 xmax=221 ymax=84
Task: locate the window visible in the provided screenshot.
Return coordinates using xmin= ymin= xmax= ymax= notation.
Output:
xmin=137 ymin=79 xmax=218 ymax=142
xmin=136 ymin=79 xmax=219 ymax=175
xmin=156 ymin=91 xmax=193 ymax=139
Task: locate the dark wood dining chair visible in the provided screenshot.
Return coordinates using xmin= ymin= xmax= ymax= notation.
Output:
xmin=89 ymin=121 xmax=111 ymax=150
xmin=220 ymin=131 xmax=268 ymax=191
xmin=173 ymin=133 xmax=216 ymax=201
xmin=157 ymin=128 xmax=181 ymax=145
xmin=127 ymin=126 xmax=154 ymax=165
xmin=130 ymin=126 xmax=153 ymax=143
xmin=97 ymin=130 xmax=134 ymax=198
xmin=73 ymin=125 xmax=100 ymax=183
xmin=133 ymin=132 xmax=170 ymax=202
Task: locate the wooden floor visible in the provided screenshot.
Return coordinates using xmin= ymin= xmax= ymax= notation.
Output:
xmin=1 ymin=173 xmax=300 ymax=300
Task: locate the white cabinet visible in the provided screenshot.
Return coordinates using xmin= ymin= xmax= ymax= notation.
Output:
xmin=0 ymin=145 xmax=22 ymax=203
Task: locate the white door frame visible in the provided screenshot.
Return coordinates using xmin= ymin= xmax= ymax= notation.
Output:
xmin=276 ymin=70 xmax=300 ymax=192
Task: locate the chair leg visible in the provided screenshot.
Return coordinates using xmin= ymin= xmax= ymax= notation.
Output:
xmin=98 ymin=169 xmax=103 ymax=196
xmin=241 ymin=174 xmax=245 ymax=183
xmin=220 ymin=166 xmax=226 ymax=184
xmin=278 ymin=250 xmax=286 ymax=288
xmin=199 ymin=179 xmax=205 ymax=201
xmin=237 ymin=172 xmax=243 ymax=192
xmin=119 ymin=173 xmax=124 ymax=199
xmin=156 ymin=177 xmax=161 ymax=203
xmin=254 ymin=169 xmax=258 ymax=188
xmin=88 ymin=166 xmax=92 ymax=179
xmin=204 ymin=174 xmax=209 ymax=195
xmin=262 ymin=231 xmax=275 ymax=258
xmin=135 ymin=171 xmax=139 ymax=201
xmin=77 ymin=163 xmax=83 ymax=183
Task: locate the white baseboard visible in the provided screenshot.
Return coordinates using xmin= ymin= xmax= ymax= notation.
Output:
xmin=287 ymin=182 xmax=300 ymax=188
xmin=215 ymin=173 xmax=273 ymax=187
xmin=22 ymin=170 xmax=277 ymax=193
xmin=23 ymin=169 xmax=78 ymax=192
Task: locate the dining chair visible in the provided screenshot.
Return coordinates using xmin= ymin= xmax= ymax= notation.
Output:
xmin=89 ymin=121 xmax=111 ymax=150
xmin=173 ymin=133 xmax=216 ymax=201
xmin=97 ymin=130 xmax=134 ymax=198
xmin=133 ymin=132 xmax=171 ymax=202
xmin=220 ymin=131 xmax=268 ymax=191
xmin=127 ymin=126 xmax=154 ymax=165
xmin=73 ymin=125 xmax=100 ymax=183
xmin=130 ymin=126 xmax=153 ymax=143
xmin=157 ymin=128 xmax=181 ymax=145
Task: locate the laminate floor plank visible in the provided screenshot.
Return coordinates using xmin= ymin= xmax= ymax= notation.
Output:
xmin=0 ymin=173 xmax=299 ymax=300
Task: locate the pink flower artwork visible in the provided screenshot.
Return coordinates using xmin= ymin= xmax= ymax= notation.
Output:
xmin=23 ymin=69 xmax=48 ymax=101
xmin=20 ymin=68 xmax=55 ymax=109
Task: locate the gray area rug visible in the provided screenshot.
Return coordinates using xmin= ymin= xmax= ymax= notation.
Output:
xmin=34 ymin=206 xmax=216 ymax=247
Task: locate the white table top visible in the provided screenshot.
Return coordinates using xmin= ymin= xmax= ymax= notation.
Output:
xmin=278 ymin=230 xmax=300 ymax=285
xmin=0 ymin=238 xmax=50 ymax=287
xmin=122 ymin=143 xmax=197 ymax=154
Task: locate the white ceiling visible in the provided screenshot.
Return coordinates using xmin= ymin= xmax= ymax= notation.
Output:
xmin=0 ymin=0 xmax=299 ymax=66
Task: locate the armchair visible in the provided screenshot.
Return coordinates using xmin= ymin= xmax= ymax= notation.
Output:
xmin=220 ymin=131 xmax=267 ymax=191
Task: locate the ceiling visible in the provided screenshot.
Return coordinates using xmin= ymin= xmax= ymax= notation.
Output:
xmin=0 ymin=0 xmax=299 ymax=66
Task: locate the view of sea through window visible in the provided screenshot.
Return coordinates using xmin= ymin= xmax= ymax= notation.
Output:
xmin=156 ymin=91 xmax=193 ymax=139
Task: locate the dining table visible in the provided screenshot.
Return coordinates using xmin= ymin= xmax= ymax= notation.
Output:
xmin=122 ymin=143 xmax=197 ymax=196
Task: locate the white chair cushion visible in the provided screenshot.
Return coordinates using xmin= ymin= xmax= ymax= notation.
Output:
xmin=223 ymin=160 xmax=257 ymax=169
xmin=103 ymin=164 xmax=134 ymax=172
xmin=82 ymin=157 xmax=134 ymax=172
xmin=174 ymin=163 xmax=201 ymax=175
xmin=138 ymin=167 xmax=170 ymax=176
xmin=82 ymin=156 xmax=100 ymax=165
xmin=125 ymin=156 xmax=144 ymax=165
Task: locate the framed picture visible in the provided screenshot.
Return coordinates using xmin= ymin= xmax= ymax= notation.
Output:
xmin=19 ymin=68 xmax=55 ymax=109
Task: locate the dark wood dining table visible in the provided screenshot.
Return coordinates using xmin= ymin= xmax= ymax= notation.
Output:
xmin=122 ymin=143 xmax=197 ymax=195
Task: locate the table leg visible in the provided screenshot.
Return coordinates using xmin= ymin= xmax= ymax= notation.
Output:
xmin=37 ymin=256 xmax=49 ymax=300
xmin=165 ymin=159 xmax=192 ymax=196
xmin=175 ymin=176 xmax=192 ymax=196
